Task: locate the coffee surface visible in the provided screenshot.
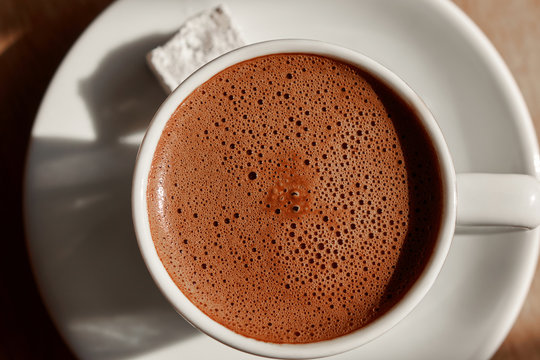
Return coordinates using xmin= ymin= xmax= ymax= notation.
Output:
xmin=147 ymin=54 xmax=442 ymax=343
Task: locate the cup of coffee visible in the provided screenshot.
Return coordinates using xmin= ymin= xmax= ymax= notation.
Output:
xmin=132 ymin=39 xmax=540 ymax=359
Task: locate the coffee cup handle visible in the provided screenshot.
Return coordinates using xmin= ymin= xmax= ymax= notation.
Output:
xmin=456 ymin=173 xmax=540 ymax=229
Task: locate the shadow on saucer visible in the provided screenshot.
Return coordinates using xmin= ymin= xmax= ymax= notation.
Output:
xmin=454 ymin=226 xmax=530 ymax=235
xmin=26 ymin=34 xmax=202 ymax=360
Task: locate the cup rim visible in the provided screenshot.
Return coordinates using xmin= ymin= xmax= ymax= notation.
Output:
xmin=132 ymin=39 xmax=457 ymax=359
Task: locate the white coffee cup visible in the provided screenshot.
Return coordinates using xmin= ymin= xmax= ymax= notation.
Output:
xmin=132 ymin=39 xmax=540 ymax=359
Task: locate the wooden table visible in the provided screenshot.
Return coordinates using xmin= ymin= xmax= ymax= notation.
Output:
xmin=1 ymin=0 xmax=538 ymax=358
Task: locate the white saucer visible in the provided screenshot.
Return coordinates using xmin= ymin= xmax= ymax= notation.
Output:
xmin=24 ymin=0 xmax=540 ymax=359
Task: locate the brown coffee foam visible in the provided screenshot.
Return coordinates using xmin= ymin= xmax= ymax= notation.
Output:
xmin=147 ymin=54 xmax=442 ymax=343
